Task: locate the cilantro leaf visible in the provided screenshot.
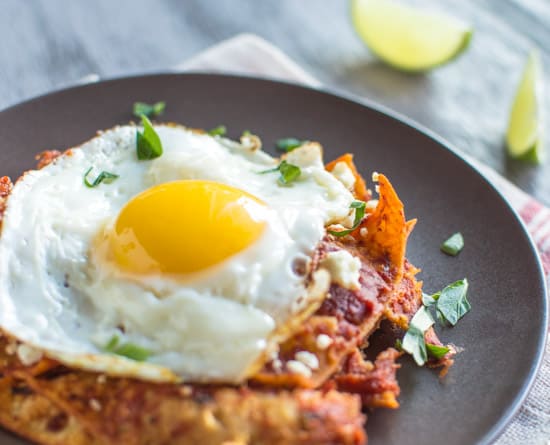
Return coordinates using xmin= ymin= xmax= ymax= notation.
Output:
xmin=133 ymin=101 xmax=165 ymax=118
xmin=422 ymin=291 xmax=440 ymax=307
xmin=276 ymin=138 xmax=306 ymax=152
xmin=113 ymin=343 xmax=151 ymax=362
xmin=441 ymin=232 xmax=464 ymax=256
xmin=278 ymin=160 xmax=301 ymax=184
xmin=436 ymin=279 xmax=471 ymax=326
xmin=208 ymin=125 xmax=227 ymax=136
xmin=426 ymin=343 xmax=450 ymax=359
xmin=136 ymin=115 xmax=163 ymax=160
xmin=103 ymin=335 xmax=150 ymax=362
xmin=401 ymin=306 xmax=434 ymax=366
xmin=402 ymin=326 xmax=427 ymax=366
xmin=104 ymin=335 xmax=120 ymax=351
xmin=259 ymin=160 xmax=301 ymax=185
xmin=328 ymin=200 xmax=367 ymax=237
xmin=83 ymin=167 xmax=119 ymax=188
xmin=410 ymin=305 xmax=435 ymax=332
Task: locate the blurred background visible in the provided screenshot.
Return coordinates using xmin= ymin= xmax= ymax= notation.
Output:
xmin=1 ymin=0 xmax=549 ymax=204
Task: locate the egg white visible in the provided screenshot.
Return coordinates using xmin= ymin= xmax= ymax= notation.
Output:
xmin=0 ymin=125 xmax=355 ymax=382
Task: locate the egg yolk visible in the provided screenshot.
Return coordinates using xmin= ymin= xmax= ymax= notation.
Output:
xmin=109 ymin=180 xmax=268 ymax=275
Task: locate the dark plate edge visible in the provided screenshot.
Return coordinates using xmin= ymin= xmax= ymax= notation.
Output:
xmin=0 ymin=71 xmax=547 ymax=444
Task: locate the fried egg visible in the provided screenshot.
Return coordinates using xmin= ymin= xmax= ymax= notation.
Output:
xmin=0 ymin=124 xmax=356 ymax=383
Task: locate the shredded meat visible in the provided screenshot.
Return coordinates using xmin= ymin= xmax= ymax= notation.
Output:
xmin=332 ymin=348 xmax=401 ymax=409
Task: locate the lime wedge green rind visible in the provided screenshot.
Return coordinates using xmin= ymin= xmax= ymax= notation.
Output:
xmin=506 ymin=50 xmax=544 ymax=164
xmin=351 ymin=0 xmax=473 ymax=72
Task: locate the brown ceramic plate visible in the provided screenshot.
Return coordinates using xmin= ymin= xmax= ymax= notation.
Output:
xmin=0 ymin=74 xmax=547 ymax=445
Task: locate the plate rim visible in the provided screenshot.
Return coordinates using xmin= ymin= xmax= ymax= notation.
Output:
xmin=0 ymin=72 xmax=547 ymax=445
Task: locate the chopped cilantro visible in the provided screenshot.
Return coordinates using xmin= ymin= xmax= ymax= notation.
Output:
xmin=136 ymin=115 xmax=163 ymax=160
xmin=83 ymin=167 xmax=119 ymax=188
xmin=401 ymin=306 xmax=434 ymax=366
xmin=133 ymin=101 xmax=166 ymax=118
xmin=422 ymin=291 xmax=440 ymax=307
xmin=260 ymin=160 xmax=301 ymax=185
xmin=276 ymin=138 xmax=306 ymax=152
xmin=436 ymin=279 xmax=471 ymax=326
xmin=328 ymin=201 xmax=367 ymax=237
xmin=103 ymin=335 xmax=150 ymax=362
xmin=426 ymin=343 xmax=450 ymax=359
xmin=441 ymin=232 xmax=464 ymax=256
xmin=208 ymin=125 xmax=227 ymax=137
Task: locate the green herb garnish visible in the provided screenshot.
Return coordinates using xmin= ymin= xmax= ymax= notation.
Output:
xmin=112 ymin=343 xmax=151 ymax=361
xmin=402 ymin=306 xmax=434 ymax=366
xmin=328 ymin=201 xmax=367 ymax=237
xmin=104 ymin=335 xmax=120 ymax=351
xmin=83 ymin=167 xmax=119 ymax=188
xmin=402 ymin=279 xmax=469 ymax=366
xmin=260 ymin=160 xmax=301 ymax=185
xmin=133 ymin=101 xmax=166 ymax=118
xmin=441 ymin=232 xmax=464 ymax=256
xmin=402 ymin=326 xmax=428 ymax=365
xmin=426 ymin=343 xmax=450 ymax=359
xmin=136 ymin=115 xmax=163 ymax=160
xmin=104 ymin=335 xmax=150 ymax=362
xmin=422 ymin=291 xmax=439 ymax=307
xmin=436 ymin=278 xmax=470 ymax=326
xmin=208 ymin=125 xmax=227 ymax=137
xmin=276 ymin=138 xmax=306 ymax=152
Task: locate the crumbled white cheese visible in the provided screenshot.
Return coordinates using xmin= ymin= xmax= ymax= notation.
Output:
xmin=16 ymin=344 xmax=43 ymax=366
xmin=239 ymin=133 xmax=262 ymax=151
xmin=372 ymin=171 xmax=380 ymax=182
xmin=359 ymin=227 xmax=368 ymax=237
xmin=328 ymin=223 xmax=346 ymax=232
xmin=320 ymin=250 xmax=362 ymax=291
xmin=5 ymin=342 xmax=17 ymax=355
xmin=331 ymin=161 xmax=356 ymax=190
xmin=285 ymin=143 xmax=323 ymax=168
xmin=179 ymin=386 xmax=192 ymax=396
xmin=202 ymin=410 xmax=220 ymax=428
xmin=316 ymin=334 xmax=333 ymax=350
xmin=365 ymin=199 xmax=378 ymax=211
xmin=272 ymin=359 xmax=283 ymax=372
xmin=295 ymin=351 xmax=319 ymax=370
xmin=89 ymin=398 xmax=102 ymax=412
xmin=96 ymin=374 xmax=107 ymax=384
xmin=286 ymin=360 xmax=312 ymax=378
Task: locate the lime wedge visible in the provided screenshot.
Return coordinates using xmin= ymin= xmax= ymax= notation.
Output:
xmin=351 ymin=0 xmax=473 ymax=72
xmin=506 ymin=51 xmax=544 ymax=163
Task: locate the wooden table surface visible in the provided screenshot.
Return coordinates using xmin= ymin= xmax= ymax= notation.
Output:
xmin=1 ymin=0 xmax=549 ymax=206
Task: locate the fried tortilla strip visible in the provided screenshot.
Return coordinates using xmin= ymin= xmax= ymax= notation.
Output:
xmin=12 ymin=370 xmax=366 ymax=445
xmin=0 ymin=377 xmax=98 ymax=445
xmin=384 ymin=260 xmax=423 ymax=330
xmin=357 ymin=174 xmax=416 ymax=283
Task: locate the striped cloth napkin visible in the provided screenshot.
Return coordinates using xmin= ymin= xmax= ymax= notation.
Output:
xmin=176 ymin=33 xmax=549 ymax=444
